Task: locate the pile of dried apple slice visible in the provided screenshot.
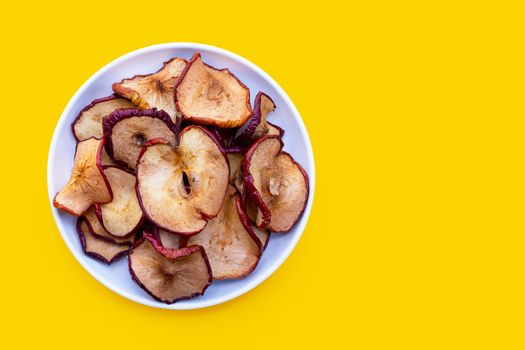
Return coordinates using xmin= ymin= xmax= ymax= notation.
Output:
xmin=54 ymin=53 xmax=309 ymax=304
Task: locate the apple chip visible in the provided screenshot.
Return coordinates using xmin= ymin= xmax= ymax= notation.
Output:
xmin=136 ymin=126 xmax=229 ymax=235
xmin=95 ymin=167 xmax=144 ymax=237
xmin=175 ymin=53 xmax=252 ymax=128
xmin=243 ymin=136 xmax=309 ymax=231
xmin=228 ymin=152 xmax=246 ymax=203
xmin=158 ymin=229 xmax=187 ymax=249
xmin=128 ymin=233 xmax=212 ymax=304
xmin=72 ymin=95 xmax=135 ymax=141
xmin=187 ymin=186 xmax=261 ymax=279
xmin=103 ymin=108 xmax=179 ymax=169
xmin=236 ymin=196 xmax=270 ymax=252
xmin=53 ymin=138 xmax=112 ymax=216
xmin=267 ymin=122 xmax=284 ymax=138
xmin=251 ymin=226 xmax=270 ymax=251
xmin=77 ymin=217 xmax=129 ymax=264
xmin=235 ymin=92 xmax=277 ymax=144
xmin=112 ymin=57 xmax=187 ymax=119
xmin=149 ymin=225 xmax=187 ymax=249
xmin=83 ymin=207 xmax=133 ymax=245
xmin=206 ymin=127 xmax=224 ymax=145
xmin=228 ymin=152 xmax=244 ymax=183
xmin=100 ymin=148 xmax=117 ymax=166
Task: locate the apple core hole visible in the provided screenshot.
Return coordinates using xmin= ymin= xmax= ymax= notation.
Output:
xmin=182 ymin=171 xmax=191 ymax=195
xmin=133 ymin=133 xmax=147 ymax=146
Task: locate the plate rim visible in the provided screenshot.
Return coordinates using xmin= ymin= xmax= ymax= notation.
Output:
xmin=47 ymin=42 xmax=315 ymax=310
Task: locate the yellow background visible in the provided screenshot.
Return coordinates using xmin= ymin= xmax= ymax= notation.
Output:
xmin=1 ymin=1 xmax=523 ymax=348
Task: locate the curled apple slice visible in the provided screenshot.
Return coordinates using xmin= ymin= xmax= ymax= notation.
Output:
xmin=159 ymin=229 xmax=187 ymax=249
xmin=208 ymin=127 xmax=235 ymax=148
xmin=227 ymin=152 xmax=244 ymax=183
xmin=95 ymin=167 xmax=144 ymax=237
xmin=243 ymin=136 xmax=309 ymax=232
xmin=53 ymin=138 xmax=112 ymax=216
xmin=175 ymin=53 xmax=252 ymax=128
xmin=83 ymin=207 xmax=133 ymax=245
xmin=100 ymin=148 xmax=117 ymax=166
xmin=112 ymin=57 xmax=187 ymax=119
xmin=235 ymin=92 xmax=276 ymax=144
xmin=128 ymin=233 xmax=212 ymax=304
xmin=227 ymin=152 xmax=246 ymax=204
xmin=236 ymin=196 xmax=270 ymax=252
xmin=267 ymin=122 xmax=284 ymax=138
xmin=72 ymin=95 xmax=136 ymax=141
xmin=103 ymin=108 xmax=179 ymax=169
xmin=187 ymin=186 xmax=261 ymax=280
xmin=252 ymin=226 xmax=270 ymax=251
xmin=150 ymin=225 xmax=188 ymax=249
xmin=77 ymin=217 xmax=129 ymax=264
xmin=136 ymin=126 xmax=229 ymax=235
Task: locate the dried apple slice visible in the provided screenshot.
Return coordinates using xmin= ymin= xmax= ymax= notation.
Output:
xmin=95 ymin=167 xmax=144 ymax=237
xmin=72 ymin=95 xmax=136 ymax=141
xmin=149 ymin=225 xmax=187 ymax=249
xmin=267 ymin=122 xmax=284 ymax=137
xmin=252 ymin=226 xmax=270 ymax=251
xmin=158 ymin=228 xmax=187 ymax=249
xmin=187 ymin=186 xmax=261 ymax=279
xmin=243 ymin=136 xmax=309 ymax=232
xmin=112 ymin=57 xmax=187 ymax=119
xmin=236 ymin=196 xmax=270 ymax=252
xmin=228 ymin=152 xmax=244 ymax=183
xmin=209 ymin=127 xmax=236 ymax=148
xmin=128 ymin=233 xmax=212 ymax=304
xmin=245 ymin=196 xmax=259 ymax=222
xmin=235 ymin=92 xmax=276 ymax=144
xmin=175 ymin=53 xmax=252 ymax=128
xmin=103 ymin=108 xmax=179 ymax=169
xmin=136 ymin=126 xmax=229 ymax=235
xmin=53 ymin=138 xmax=112 ymax=216
xmin=83 ymin=207 xmax=133 ymax=245
xmin=228 ymin=152 xmax=246 ymax=204
xmin=100 ymin=148 xmax=117 ymax=166
xmin=77 ymin=217 xmax=129 ymax=264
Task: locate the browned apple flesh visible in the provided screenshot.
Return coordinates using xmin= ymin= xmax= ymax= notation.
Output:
xmin=156 ymin=227 xmax=187 ymax=249
xmin=53 ymin=138 xmax=112 ymax=216
xmin=187 ymin=186 xmax=260 ymax=280
xmin=245 ymin=196 xmax=259 ymax=222
xmin=100 ymin=148 xmax=117 ymax=166
xmin=251 ymin=226 xmax=270 ymax=251
xmin=72 ymin=95 xmax=136 ymax=141
xmin=95 ymin=167 xmax=144 ymax=237
xmin=77 ymin=217 xmax=129 ymax=264
xmin=243 ymin=136 xmax=309 ymax=232
xmin=252 ymin=93 xmax=276 ymax=139
xmin=112 ymin=57 xmax=187 ymax=119
xmin=235 ymin=92 xmax=277 ymax=144
xmin=103 ymin=108 xmax=178 ymax=169
xmin=175 ymin=53 xmax=252 ymax=128
xmin=267 ymin=122 xmax=284 ymax=137
xmin=142 ymin=224 xmax=187 ymax=249
xmin=136 ymin=126 xmax=229 ymax=235
xmin=128 ymin=233 xmax=212 ymax=304
xmin=228 ymin=153 xmax=243 ymax=182
xmin=227 ymin=152 xmax=245 ymax=195
xmin=83 ymin=207 xmax=133 ymax=245
xmin=236 ymin=195 xmax=270 ymax=252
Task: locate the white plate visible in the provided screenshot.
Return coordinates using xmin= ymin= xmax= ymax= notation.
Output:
xmin=47 ymin=43 xmax=315 ymax=309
